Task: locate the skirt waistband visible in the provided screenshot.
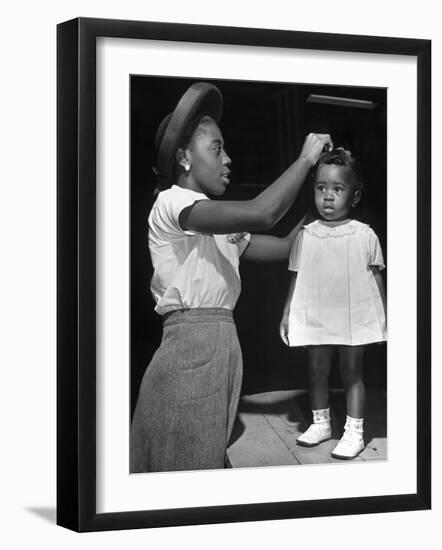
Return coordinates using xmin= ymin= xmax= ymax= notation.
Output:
xmin=163 ymin=308 xmax=234 ymax=327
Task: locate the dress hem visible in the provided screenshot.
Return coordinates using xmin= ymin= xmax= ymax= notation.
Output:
xmin=288 ymin=337 xmax=387 ymax=348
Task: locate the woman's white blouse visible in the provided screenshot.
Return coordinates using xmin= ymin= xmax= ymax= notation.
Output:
xmin=148 ymin=185 xmax=250 ymax=315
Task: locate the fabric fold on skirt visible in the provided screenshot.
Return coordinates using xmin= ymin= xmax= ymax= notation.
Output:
xmin=130 ymin=308 xmax=243 ymax=473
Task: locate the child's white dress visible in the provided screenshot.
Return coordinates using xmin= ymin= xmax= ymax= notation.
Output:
xmin=288 ymin=219 xmax=387 ymax=347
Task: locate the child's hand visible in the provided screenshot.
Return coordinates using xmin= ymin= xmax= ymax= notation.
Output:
xmin=280 ymin=316 xmax=289 ymax=346
xmin=299 ymin=133 xmax=333 ymax=167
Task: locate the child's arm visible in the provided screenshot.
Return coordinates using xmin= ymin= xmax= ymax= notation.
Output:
xmin=371 ymin=266 xmax=387 ymax=314
xmin=280 ymin=272 xmax=297 ymax=346
xmin=242 ymin=215 xmax=308 ymax=262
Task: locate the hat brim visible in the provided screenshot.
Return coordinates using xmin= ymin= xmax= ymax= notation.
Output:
xmin=155 ymin=82 xmax=223 ymax=179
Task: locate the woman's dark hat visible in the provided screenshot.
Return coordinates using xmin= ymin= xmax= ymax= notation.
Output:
xmin=154 ymin=82 xmax=223 ymax=179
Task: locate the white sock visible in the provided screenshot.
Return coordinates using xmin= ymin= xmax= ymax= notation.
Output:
xmin=344 ymin=415 xmax=364 ymax=435
xmin=312 ymin=408 xmax=331 ymax=424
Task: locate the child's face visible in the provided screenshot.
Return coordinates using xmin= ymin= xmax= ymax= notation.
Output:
xmin=313 ymin=164 xmax=360 ymax=221
xmin=186 ymin=121 xmax=232 ymax=196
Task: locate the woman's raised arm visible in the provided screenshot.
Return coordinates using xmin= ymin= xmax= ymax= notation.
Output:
xmin=180 ymin=133 xmax=332 ymax=234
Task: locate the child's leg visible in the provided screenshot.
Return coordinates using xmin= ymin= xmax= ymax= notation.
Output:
xmin=296 ymin=346 xmax=333 ymax=447
xmin=307 ymin=345 xmax=334 ymax=409
xmin=337 ymin=345 xmax=365 ymax=418
xmin=332 ymin=345 xmax=366 ymax=459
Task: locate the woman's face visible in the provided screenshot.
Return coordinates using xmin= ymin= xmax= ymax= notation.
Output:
xmin=185 ymin=121 xmax=232 ymax=196
xmin=313 ymin=164 xmax=359 ymax=221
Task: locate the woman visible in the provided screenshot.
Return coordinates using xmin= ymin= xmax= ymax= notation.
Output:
xmin=130 ymin=82 xmax=332 ymax=472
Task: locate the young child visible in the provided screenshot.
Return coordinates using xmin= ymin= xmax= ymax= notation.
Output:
xmin=130 ymin=82 xmax=333 ymax=473
xmin=280 ymin=148 xmax=386 ymax=459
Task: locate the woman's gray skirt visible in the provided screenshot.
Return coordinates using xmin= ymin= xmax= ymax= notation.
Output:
xmin=130 ymin=308 xmax=243 ymax=473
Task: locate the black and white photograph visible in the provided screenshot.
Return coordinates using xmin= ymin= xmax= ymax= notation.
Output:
xmin=1 ymin=0 xmax=439 ymax=547
xmin=129 ymin=77 xmax=388 ymax=473
xmin=50 ymin=10 xmax=433 ymax=538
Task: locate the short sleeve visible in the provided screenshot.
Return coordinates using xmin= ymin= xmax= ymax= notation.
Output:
xmin=288 ymin=230 xmax=304 ymax=272
xmin=158 ymin=188 xmax=209 ymax=236
xmin=367 ymin=229 xmax=385 ymax=270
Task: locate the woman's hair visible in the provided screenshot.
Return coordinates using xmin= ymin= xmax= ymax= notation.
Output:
xmin=169 ymin=115 xmax=216 ymax=182
xmin=178 ymin=115 xmax=216 ymax=152
xmin=153 ymin=115 xmax=217 ymax=195
xmin=310 ymin=147 xmax=364 ymax=191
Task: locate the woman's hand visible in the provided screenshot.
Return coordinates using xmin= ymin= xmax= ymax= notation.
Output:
xmin=299 ymin=133 xmax=333 ymax=167
xmin=280 ymin=315 xmax=289 ymax=346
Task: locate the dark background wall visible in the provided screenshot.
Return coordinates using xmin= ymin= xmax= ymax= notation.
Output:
xmin=130 ymin=76 xmax=387 ymax=415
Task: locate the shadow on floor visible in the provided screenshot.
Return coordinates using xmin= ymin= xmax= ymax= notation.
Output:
xmin=26 ymin=506 xmax=56 ymax=524
xmin=235 ymin=388 xmax=386 ymax=441
xmin=228 ymin=389 xmax=387 ymax=467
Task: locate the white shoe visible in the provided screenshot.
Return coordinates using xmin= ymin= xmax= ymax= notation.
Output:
xmin=332 ymin=429 xmax=365 ymax=459
xmin=297 ymin=422 xmax=332 ymax=447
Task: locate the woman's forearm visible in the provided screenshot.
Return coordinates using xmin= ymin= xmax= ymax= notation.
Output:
xmin=251 ymin=133 xmax=332 ymax=229
xmin=242 ymin=234 xmax=290 ymax=262
xmin=242 ymin=218 xmax=306 ymax=263
xmin=182 ymin=157 xmax=311 ymax=234
xmin=251 ymin=157 xmax=312 ymax=229
xmin=181 ymin=133 xmax=332 ymax=235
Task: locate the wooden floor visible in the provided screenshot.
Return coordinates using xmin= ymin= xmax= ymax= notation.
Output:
xmin=227 ymin=388 xmax=387 ymax=468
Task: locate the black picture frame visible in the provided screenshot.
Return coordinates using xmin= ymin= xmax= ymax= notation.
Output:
xmin=57 ymin=17 xmax=431 ymax=532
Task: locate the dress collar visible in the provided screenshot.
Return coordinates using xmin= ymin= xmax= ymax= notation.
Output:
xmin=305 ymin=219 xmax=367 ymax=238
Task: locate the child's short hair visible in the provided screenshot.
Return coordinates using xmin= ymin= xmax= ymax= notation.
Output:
xmin=311 ymin=147 xmax=364 ymax=191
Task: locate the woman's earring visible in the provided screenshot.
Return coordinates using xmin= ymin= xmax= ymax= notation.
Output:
xmin=184 ymin=164 xmax=191 ymax=175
